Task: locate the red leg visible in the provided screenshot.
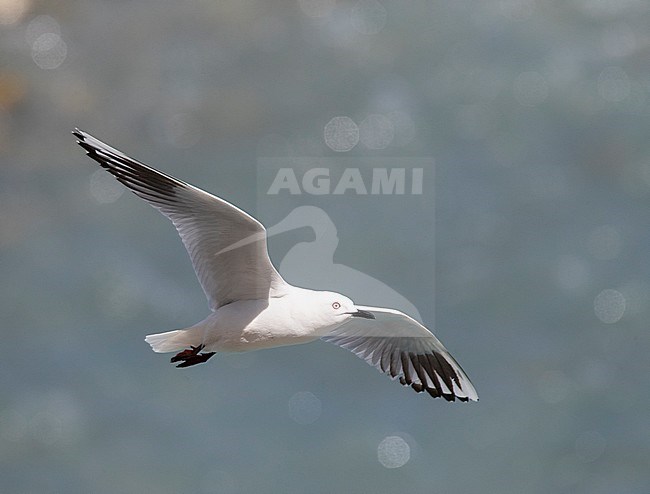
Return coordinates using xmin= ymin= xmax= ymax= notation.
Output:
xmin=170 ymin=345 xmax=203 ymax=363
xmin=170 ymin=344 xmax=216 ymax=367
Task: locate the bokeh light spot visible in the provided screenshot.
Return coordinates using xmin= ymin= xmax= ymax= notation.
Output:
xmin=594 ymin=289 xmax=625 ymax=324
xmin=324 ymin=116 xmax=359 ymax=152
xmin=25 ymin=14 xmax=60 ymax=44
xmin=359 ymin=113 xmax=394 ymax=149
xmin=31 ymin=32 xmax=67 ymax=70
xmin=0 ymin=0 xmax=31 ymax=25
xmin=288 ymin=391 xmax=322 ymax=424
xmin=386 ymin=111 xmax=415 ymax=146
xmin=3 ymin=390 xmax=85 ymax=447
xmin=377 ymin=435 xmax=410 ymax=468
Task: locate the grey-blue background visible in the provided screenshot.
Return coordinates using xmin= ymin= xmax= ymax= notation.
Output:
xmin=2 ymin=1 xmax=649 ymax=492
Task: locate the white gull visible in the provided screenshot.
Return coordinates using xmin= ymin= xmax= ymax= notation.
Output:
xmin=74 ymin=129 xmax=478 ymax=402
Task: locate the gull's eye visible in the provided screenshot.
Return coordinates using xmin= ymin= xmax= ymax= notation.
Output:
xmin=332 ymin=302 xmax=341 ymax=310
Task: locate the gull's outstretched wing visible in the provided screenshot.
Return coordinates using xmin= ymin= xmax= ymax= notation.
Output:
xmin=74 ymin=129 xmax=288 ymax=309
xmin=322 ymin=306 xmax=478 ymax=402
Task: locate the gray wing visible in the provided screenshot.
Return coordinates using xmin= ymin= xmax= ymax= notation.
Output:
xmin=74 ymin=129 xmax=288 ymax=309
xmin=322 ymin=306 xmax=478 ymax=402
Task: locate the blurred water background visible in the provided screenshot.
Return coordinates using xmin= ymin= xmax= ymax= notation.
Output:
xmin=1 ymin=1 xmax=650 ymax=493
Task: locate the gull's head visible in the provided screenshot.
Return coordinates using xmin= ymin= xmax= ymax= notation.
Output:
xmin=309 ymin=291 xmax=375 ymax=329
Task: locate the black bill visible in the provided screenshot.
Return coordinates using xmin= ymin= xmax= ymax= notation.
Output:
xmin=348 ymin=309 xmax=375 ymax=319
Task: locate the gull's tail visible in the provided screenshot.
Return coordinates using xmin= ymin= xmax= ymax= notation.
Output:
xmin=145 ymin=327 xmax=203 ymax=353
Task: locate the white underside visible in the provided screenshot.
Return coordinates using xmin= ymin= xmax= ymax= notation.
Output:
xmin=145 ymin=290 xmax=331 ymax=354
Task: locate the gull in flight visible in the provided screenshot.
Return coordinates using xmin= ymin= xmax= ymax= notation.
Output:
xmin=74 ymin=129 xmax=478 ymax=402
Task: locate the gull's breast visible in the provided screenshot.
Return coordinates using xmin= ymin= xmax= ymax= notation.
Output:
xmin=201 ymin=298 xmax=321 ymax=352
